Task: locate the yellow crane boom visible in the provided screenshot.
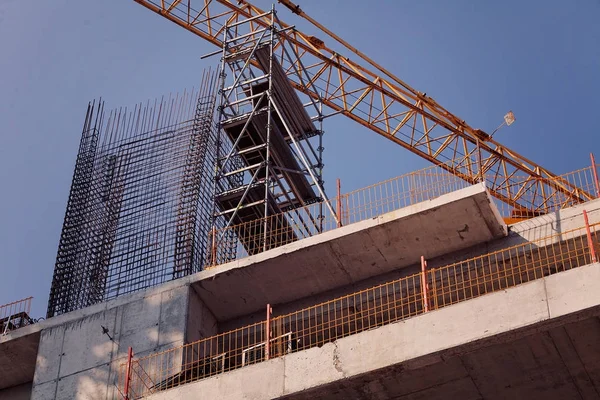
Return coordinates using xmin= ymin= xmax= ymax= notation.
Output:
xmin=133 ymin=0 xmax=595 ymax=215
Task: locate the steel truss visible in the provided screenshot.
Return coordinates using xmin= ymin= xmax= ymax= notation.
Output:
xmin=209 ymin=8 xmax=335 ymax=263
xmin=133 ymin=0 xmax=596 ymax=218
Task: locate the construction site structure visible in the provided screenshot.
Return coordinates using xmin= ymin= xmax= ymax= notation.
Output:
xmin=46 ymin=8 xmax=334 ymax=317
xmin=2 ymin=3 xmax=600 ymax=400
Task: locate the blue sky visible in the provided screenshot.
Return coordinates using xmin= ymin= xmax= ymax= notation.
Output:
xmin=0 ymin=0 xmax=598 ymax=318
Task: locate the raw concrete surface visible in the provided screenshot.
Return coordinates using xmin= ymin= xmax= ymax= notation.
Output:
xmin=28 ymin=285 xmax=199 ymax=400
xmin=220 ymin=196 xmax=600 ymax=331
xmin=0 ymin=331 xmax=39 ymax=389
xmin=0 ymin=382 xmax=32 ymax=400
xmin=191 ymin=183 xmax=507 ymax=322
xmin=146 ymin=263 xmax=600 ymax=400
xmin=2 ymin=188 xmax=598 ymax=399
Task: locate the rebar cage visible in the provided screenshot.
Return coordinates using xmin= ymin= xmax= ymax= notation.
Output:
xmin=47 ymin=72 xmax=224 ymax=317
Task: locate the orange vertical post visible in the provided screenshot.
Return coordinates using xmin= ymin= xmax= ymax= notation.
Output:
xmin=420 ymin=256 xmax=429 ymax=312
xmin=124 ymin=347 xmax=133 ymax=400
xmin=210 ymin=227 xmax=217 ymax=266
xmin=583 ymin=210 xmax=597 ymax=263
xmin=336 ymin=178 xmax=342 ymax=228
xmin=265 ymin=304 xmax=272 ymax=360
xmin=591 ymin=153 xmax=600 ymax=198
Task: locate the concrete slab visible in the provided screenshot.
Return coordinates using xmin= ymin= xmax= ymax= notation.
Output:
xmin=0 ymin=331 xmax=39 ymax=389
xmin=0 ymin=382 xmax=32 ymax=400
xmin=546 ymin=258 xmax=600 ymax=319
xmin=144 ymin=263 xmax=600 ymax=400
xmin=192 ymin=183 xmax=507 ymax=321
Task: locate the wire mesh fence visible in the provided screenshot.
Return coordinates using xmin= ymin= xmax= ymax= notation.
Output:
xmin=0 ymin=297 xmax=33 ymax=335
xmin=208 ymin=163 xmax=600 ymax=267
xmin=120 ymin=221 xmax=600 ymax=398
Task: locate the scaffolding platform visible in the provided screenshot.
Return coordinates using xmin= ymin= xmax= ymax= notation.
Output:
xmin=221 ymin=112 xmax=318 ymax=207
xmin=215 ymin=185 xmax=298 ymax=255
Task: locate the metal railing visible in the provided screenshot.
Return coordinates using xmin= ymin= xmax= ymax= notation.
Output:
xmin=208 ymin=161 xmax=600 ymax=267
xmin=0 ymin=297 xmax=33 ymax=335
xmin=120 ymin=220 xmax=600 ymax=398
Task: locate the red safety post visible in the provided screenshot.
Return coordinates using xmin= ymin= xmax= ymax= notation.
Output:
xmin=265 ymin=304 xmax=272 ymax=360
xmin=210 ymin=227 xmax=217 ymax=266
xmin=124 ymin=347 xmax=133 ymax=400
xmin=336 ymin=178 xmax=343 ymax=228
xmin=420 ymin=256 xmax=429 ymax=312
xmin=591 ymin=153 xmax=600 ymax=198
xmin=583 ymin=210 xmax=597 ymax=263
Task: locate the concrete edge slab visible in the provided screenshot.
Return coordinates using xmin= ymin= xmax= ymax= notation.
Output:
xmin=143 ymin=263 xmax=600 ymax=400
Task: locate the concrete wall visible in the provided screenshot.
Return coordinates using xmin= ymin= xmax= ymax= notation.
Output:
xmin=146 ymin=262 xmax=600 ymax=400
xmin=29 ymin=282 xmax=217 ymax=400
xmin=0 ymin=382 xmax=32 ymax=400
xmin=186 ymin=285 xmax=218 ymax=344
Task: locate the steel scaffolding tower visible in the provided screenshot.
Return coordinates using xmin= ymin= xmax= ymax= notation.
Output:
xmin=208 ymin=8 xmax=336 ymax=264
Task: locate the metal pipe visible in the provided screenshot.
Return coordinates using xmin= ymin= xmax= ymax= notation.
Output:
xmin=420 ymin=256 xmax=429 ymax=312
xmin=124 ymin=347 xmax=133 ymax=400
xmin=219 ymin=94 xmax=266 ymax=172
xmin=223 ymin=74 xmax=268 ymax=92
xmin=265 ymin=304 xmax=272 ymax=360
xmin=263 ymin=7 xmax=276 ymax=252
xmin=336 ymin=178 xmax=342 ymax=228
xmin=224 ymin=27 xmax=268 ymax=44
xmin=583 ymin=210 xmax=597 ymax=263
xmin=269 ymin=99 xmax=340 ymax=226
xmin=591 ymin=153 xmax=599 ymax=198
xmin=227 ymin=11 xmax=272 ymax=28
xmin=211 ymin=227 xmax=217 ymax=266
xmin=222 ymin=28 xmax=269 ymax=108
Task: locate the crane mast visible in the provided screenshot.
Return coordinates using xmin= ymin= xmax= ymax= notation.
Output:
xmin=133 ymin=0 xmax=594 ymax=216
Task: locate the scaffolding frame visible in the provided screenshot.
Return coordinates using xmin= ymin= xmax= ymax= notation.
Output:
xmin=209 ymin=8 xmax=337 ymax=263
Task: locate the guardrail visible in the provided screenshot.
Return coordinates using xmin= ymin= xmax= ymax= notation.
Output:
xmin=207 ymin=161 xmax=599 ymax=267
xmin=0 ymin=297 xmax=33 ymax=335
xmin=119 ymin=220 xmax=600 ymax=398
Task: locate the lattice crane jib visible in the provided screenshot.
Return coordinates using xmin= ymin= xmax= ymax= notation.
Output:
xmin=133 ymin=0 xmax=595 ymax=217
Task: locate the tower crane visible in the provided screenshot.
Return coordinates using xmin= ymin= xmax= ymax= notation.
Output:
xmin=132 ymin=0 xmax=595 ymax=219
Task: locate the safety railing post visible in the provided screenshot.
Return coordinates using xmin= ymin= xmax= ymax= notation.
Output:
xmin=265 ymin=304 xmax=272 ymax=360
xmin=124 ymin=347 xmax=133 ymax=400
xmin=583 ymin=210 xmax=597 ymax=263
xmin=420 ymin=256 xmax=429 ymax=312
xmin=591 ymin=153 xmax=600 ymax=198
xmin=210 ymin=227 xmax=217 ymax=266
xmin=336 ymin=178 xmax=342 ymax=228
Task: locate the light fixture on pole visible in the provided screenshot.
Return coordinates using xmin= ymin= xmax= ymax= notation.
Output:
xmin=490 ymin=111 xmax=516 ymax=139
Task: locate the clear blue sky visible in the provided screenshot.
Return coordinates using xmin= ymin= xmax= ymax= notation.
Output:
xmin=1 ymin=1 xmax=598 ymax=319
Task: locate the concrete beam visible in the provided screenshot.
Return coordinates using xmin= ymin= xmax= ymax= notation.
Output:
xmin=0 ymin=332 xmax=39 ymax=389
xmin=192 ymin=183 xmax=507 ymax=321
